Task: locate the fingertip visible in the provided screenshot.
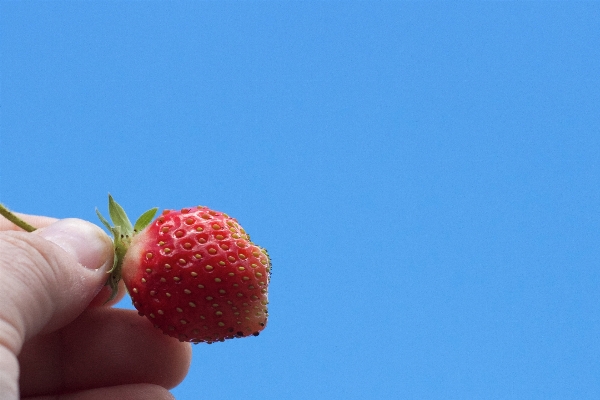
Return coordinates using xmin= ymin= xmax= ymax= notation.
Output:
xmin=35 ymin=218 xmax=113 ymax=272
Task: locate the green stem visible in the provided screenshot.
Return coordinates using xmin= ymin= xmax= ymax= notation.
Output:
xmin=0 ymin=203 xmax=37 ymax=232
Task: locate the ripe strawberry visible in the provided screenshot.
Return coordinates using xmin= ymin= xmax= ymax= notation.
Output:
xmin=97 ymin=195 xmax=270 ymax=344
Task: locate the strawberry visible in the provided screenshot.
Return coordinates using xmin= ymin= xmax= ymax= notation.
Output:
xmin=97 ymin=195 xmax=270 ymax=344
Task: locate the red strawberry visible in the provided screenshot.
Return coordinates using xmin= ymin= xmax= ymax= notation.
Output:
xmin=97 ymin=195 xmax=270 ymax=344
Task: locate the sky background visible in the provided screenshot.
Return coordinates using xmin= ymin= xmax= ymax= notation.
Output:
xmin=1 ymin=2 xmax=600 ymax=399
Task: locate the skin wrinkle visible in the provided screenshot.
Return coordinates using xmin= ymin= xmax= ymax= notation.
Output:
xmin=0 ymin=315 xmax=22 ymax=365
xmin=0 ymin=345 xmax=19 ymax=398
xmin=0 ymin=233 xmax=63 ymax=398
xmin=0 ymin=230 xmax=105 ymax=344
xmin=0 ymin=233 xmax=72 ymax=348
xmin=0 ymin=233 xmax=56 ymax=355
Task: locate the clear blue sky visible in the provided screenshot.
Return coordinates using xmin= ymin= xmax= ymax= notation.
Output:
xmin=1 ymin=2 xmax=600 ymax=399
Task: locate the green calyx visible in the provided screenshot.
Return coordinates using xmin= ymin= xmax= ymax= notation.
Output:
xmin=96 ymin=194 xmax=158 ymax=302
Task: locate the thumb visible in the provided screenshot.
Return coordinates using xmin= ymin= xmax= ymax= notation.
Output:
xmin=0 ymin=218 xmax=113 ymax=355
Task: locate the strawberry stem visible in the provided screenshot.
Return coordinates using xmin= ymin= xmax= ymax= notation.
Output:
xmin=96 ymin=194 xmax=158 ymax=302
xmin=0 ymin=204 xmax=37 ymax=232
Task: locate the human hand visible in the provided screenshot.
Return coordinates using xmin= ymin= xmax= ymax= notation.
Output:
xmin=0 ymin=214 xmax=192 ymax=399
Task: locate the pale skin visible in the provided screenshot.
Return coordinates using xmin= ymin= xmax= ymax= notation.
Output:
xmin=0 ymin=213 xmax=192 ymax=400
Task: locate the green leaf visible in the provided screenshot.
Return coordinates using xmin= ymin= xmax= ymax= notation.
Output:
xmin=134 ymin=207 xmax=158 ymax=232
xmin=111 ymin=225 xmax=122 ymax=246
xmin=108 ymin=194 xmax=133 ymax=234
xmin=96 ymin=208 xmax=112 ymax=232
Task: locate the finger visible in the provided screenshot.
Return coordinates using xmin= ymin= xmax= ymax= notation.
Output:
xmin=19 ymin=308 xmax=192 ymax=397
xmin=0 ymin=219 xmax=113 ymax=397
xmin=23 ymin=383 xmax=175 ymax=400
xmin=0 ymin=212 xmax=57 ymax=231
xmin=0 ymin=219 xmax=113 ymax=348
xmin=0 ymin=213 xmax=122 ymax=307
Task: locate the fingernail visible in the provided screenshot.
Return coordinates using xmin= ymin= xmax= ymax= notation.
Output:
xmin=35 ymin=218 xmax=114 ymax=270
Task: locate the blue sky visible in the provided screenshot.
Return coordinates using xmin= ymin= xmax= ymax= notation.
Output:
xmin=1 ymin=2 xmax=600 ymax=399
